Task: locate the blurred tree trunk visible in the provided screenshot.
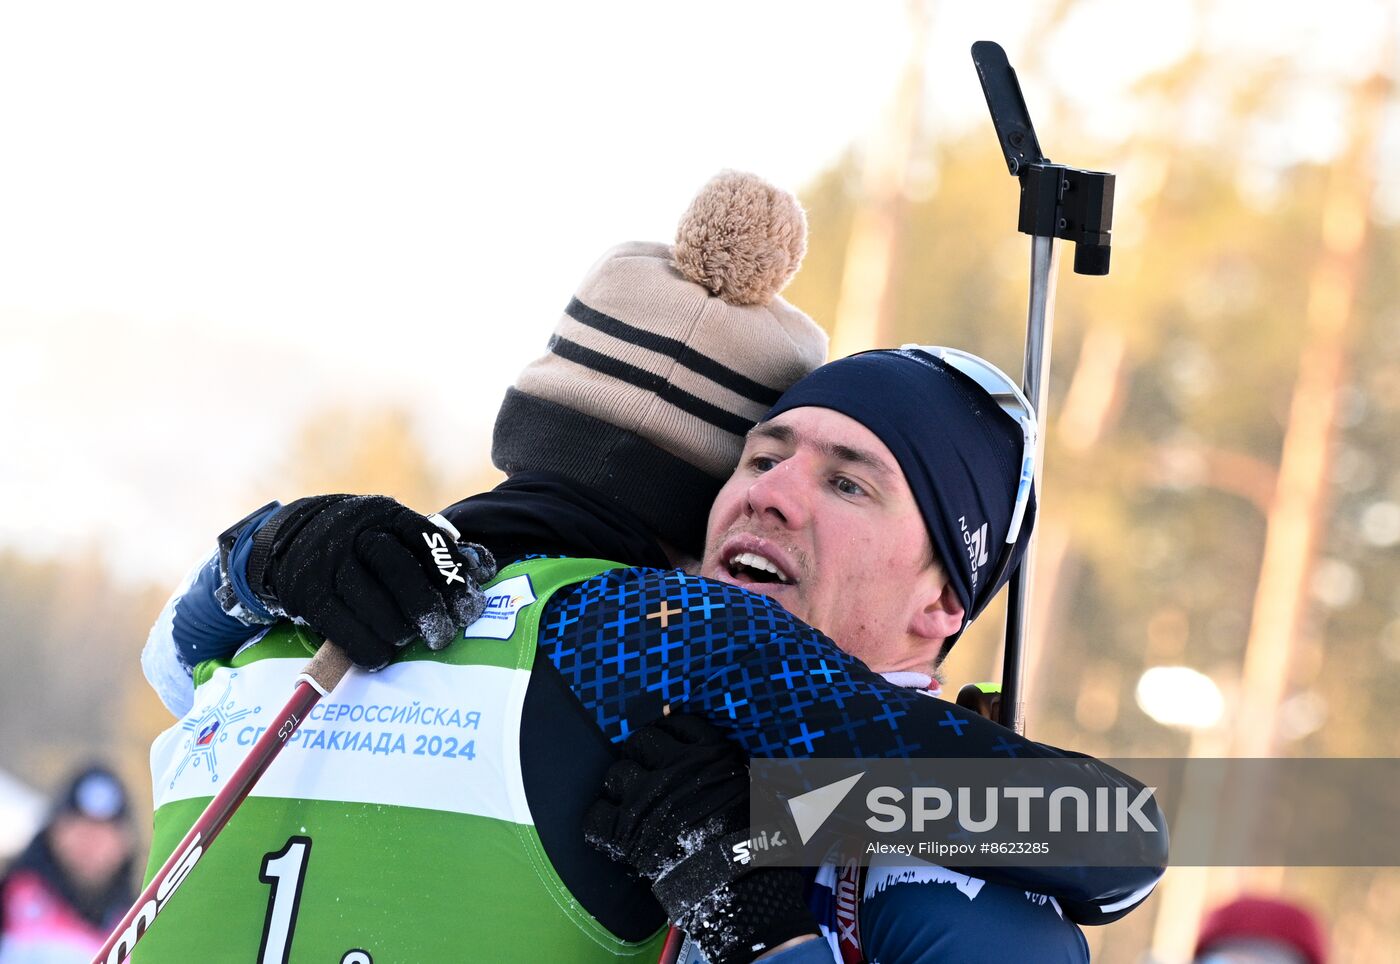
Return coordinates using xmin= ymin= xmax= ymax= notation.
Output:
xmin=827 ymin=0 xmax=928 ymax=358
xmin=1214 ymin=50 xmax=1390 ymax=907
xmin=1022 ymin=31 xmax=1211 ymax=721
xmin=1230 ymin=70 xmax=1387 ymax=759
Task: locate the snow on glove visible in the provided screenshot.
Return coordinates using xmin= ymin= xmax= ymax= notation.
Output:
xmin=584 ymin=714 xmax=818 ymax=964
xmin=246 ymin=494 xmax=496 ymax=670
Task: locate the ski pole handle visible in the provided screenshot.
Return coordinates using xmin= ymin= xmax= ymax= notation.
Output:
xmin=93 ymin=640 xmax=352 ymax=964
xmin=297 ymin=638 xmax=354 ymax=695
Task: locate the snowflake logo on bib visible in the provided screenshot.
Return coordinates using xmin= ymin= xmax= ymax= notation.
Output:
xmin=172 ymin=673 xmax=258 ymax=787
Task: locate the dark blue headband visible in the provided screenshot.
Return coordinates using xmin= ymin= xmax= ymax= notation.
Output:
xmin=764 ymin=349 xmax=1036 ymax=649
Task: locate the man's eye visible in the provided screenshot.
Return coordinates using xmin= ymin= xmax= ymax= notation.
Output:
xmin=750 ymin=456 xmax=778 ymax=473
xmin=833 ymin=476 xmax=866 ymax=497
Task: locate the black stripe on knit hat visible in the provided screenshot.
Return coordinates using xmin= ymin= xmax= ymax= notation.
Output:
xmin=565 ymin=298 xmax=783 ymax=408
xmin=547 ymin=335 xmax=756 ymax=437
xmin=492 ymin=388 xmax=722 ymax=556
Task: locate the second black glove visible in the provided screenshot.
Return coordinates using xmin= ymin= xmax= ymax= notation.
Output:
xmin=246 ymin=494 xmax=496 ymax=670
xmin=584 ymin=714 xmax=818 ymax=964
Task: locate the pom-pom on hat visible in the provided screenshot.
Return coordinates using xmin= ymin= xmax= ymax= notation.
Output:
xmin=493 ymin=172 xmax=827 ymax=556
xmin=673 ymin=170 xmax=808 ymax=306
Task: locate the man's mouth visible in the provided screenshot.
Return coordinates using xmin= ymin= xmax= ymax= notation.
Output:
xmin=725 ymin=550 xmax=793 ymax=585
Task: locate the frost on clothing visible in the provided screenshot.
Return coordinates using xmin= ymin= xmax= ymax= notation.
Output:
xmin=142 ymin=552 xmax=247 ymax=717
xmin=538 ymin=566 xmax=1164 ymax=921
xmin=676 ymin=856 xmax=1092 ymax=964
xmin=143 ymin=559 xmax=1166 ymax=921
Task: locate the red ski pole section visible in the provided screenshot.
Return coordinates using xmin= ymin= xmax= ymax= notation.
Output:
xmin=657 ymin=925 xmax=684 ymax=964
xmin=93 ymin=641 xmax=353 ymax=964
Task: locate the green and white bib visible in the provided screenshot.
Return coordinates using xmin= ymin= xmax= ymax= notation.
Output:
xmin=137 ymin=557 xmax=665 ymax=963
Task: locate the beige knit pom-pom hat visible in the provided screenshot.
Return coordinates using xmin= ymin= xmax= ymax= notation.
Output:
xmin=673 ymin=169 xmax=808 ymax=305
xmin=493 ymin=171 xmax=828 ymax=555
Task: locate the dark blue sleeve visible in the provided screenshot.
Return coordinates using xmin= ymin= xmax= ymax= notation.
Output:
xmin=539 ymin=566 xmax=1166 ymax=917
xmin=220 ymin=503 xmax=281 ymax=621
xmin=858 ymin=865 xmax=1090 ymax=964
xmin=167 ymin=502 xmax=282 ymax=669
xmin=168 ymin=553 xmax=264 ymax=669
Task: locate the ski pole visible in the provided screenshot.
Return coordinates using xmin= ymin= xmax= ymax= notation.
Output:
xmin=93 ymin=641 xmax=352 ymax=964
xmin=970 ymin=40 xmax=1116 ymax=734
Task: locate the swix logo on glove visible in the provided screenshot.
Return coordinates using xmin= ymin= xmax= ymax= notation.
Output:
xmin=422 ymin=531 xmax=467 ymax=585
xmin=731 ymin=830 xmax=788 ymax=865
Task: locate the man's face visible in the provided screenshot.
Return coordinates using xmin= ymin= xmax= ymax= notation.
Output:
xmin=701 ymin=407 xmax=962 ymax=671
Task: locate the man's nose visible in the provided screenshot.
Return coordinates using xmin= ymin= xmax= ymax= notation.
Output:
xmin=744 ymin=459 xmax=811 ymax=529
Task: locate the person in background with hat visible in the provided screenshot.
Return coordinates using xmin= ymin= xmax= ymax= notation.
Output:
xmin=1193 ymin=895 xmax=1328 ymax=964
xmin=135 ymin=173 xmax=1163 ymax=961
xmin=0 ymin=765 xmax=136 ymax=964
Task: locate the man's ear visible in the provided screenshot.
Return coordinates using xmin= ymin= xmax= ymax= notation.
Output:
xmin=910 ymin=576 xmax=965 ymax=642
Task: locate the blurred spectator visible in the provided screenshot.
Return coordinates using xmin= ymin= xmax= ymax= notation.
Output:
xmin=1193 ymin=894 xmax=1328 ymax=964
xmin=0 ymin=765 xmax=136 ymax=963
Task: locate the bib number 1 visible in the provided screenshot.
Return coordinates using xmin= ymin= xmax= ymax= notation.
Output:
xmin=258 ymin=836 xmax=312 ymax=964
xmin=256 ymin=834 xmax=374 ymax=964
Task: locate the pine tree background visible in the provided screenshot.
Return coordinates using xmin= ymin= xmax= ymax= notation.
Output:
xmin=2 ymin=2 xmax=1397 ymax=959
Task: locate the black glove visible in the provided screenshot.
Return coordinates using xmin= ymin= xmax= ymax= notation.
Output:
xmin=584 ymin=714 xmax=818 ymax=964
xmin=239 ymin=495 xmax=496 ymax=670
